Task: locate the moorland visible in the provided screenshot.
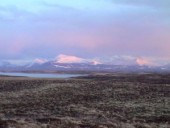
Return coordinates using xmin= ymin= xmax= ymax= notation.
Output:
xmin=0 ymin=73 xmax=170 ymax=128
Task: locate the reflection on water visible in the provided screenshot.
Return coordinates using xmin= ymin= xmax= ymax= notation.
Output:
xmin=0 ymin=72 xmax=86 ymax=78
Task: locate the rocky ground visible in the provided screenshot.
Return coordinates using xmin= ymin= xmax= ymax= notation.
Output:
xmin=0 ymin=73 xmax=170 ymax=128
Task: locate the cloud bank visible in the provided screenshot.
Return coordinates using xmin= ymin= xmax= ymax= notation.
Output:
xmin=0 ymin=0 xmax=169 ymax=65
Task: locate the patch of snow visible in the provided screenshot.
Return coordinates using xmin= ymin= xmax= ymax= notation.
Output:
xmin=54 ymin=65 xmax=71 ymax=68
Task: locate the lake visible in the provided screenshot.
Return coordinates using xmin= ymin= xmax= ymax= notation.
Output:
xmin=0 ymin=72 xmax=86 ymax=78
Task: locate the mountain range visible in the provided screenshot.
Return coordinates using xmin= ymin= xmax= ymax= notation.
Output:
xmin=0 ymin=60 xmax=170 ymax=73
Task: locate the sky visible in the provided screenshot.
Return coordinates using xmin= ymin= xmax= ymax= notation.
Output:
xmin=0 ymin=0 xmax=170 ymax=65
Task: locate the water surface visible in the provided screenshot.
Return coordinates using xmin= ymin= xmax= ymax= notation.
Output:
xmin=0 ymin=72 xmax=86 ymax=78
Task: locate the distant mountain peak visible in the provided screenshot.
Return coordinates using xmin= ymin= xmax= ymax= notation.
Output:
xmin=90 ymin=60 xmax=102 ymax=65
xmin=55 ymin=54 xmax=85 ymax=63
xmin=34 ymin=58 xmax=48 ymax=64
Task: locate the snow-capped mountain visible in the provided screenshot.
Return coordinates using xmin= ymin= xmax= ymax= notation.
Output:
xmin=0 ymin=59 xmax=169 ymax=73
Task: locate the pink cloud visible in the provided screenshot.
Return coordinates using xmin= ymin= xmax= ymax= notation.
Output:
xmin=7 ymin=38 xmax=26 ymax=55
xmin=56 ymin=54 xmax=84 ymax=63
xmin=136 ymin=57 xmax=153 ymax=66
xmin=2 ymin=34 xmax=31 ymax=57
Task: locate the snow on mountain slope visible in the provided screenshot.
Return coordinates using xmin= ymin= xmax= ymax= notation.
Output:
xmin=0 ymin=59 xmax=169 ymax=73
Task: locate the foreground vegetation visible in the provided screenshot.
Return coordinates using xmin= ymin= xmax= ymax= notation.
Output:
xmin=0 ymin=73 xmax=170 ymax=128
